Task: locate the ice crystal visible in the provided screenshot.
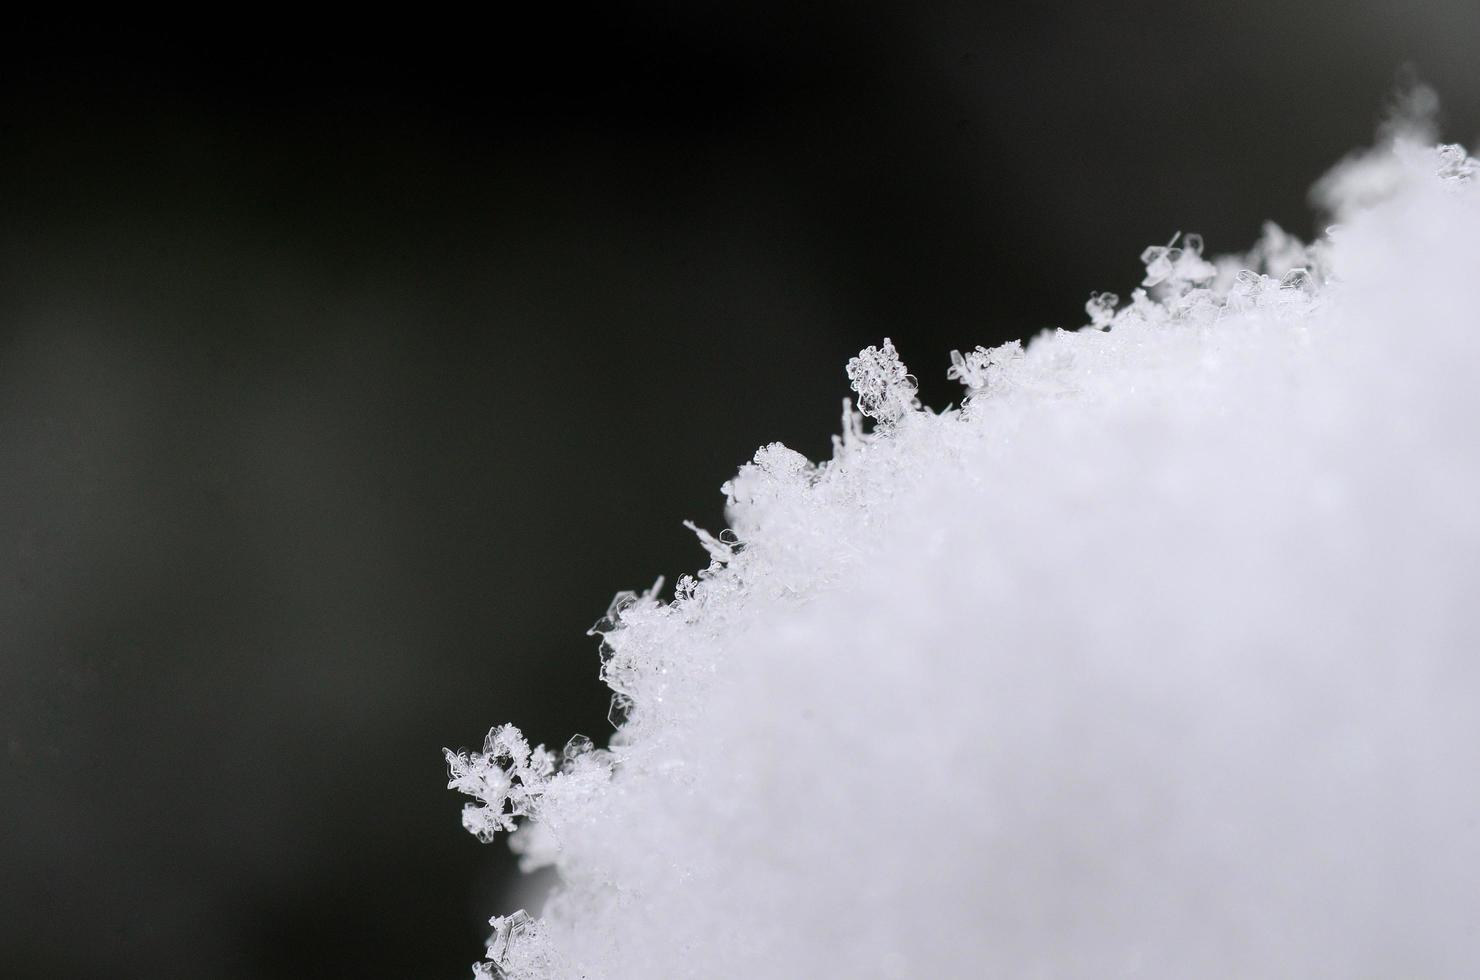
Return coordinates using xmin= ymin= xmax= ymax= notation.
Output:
xmin=448 ymin=126 xmax=1480 ymax=977
xmin=946 ymin=340 xmax=1023 ymax=395
xmin=445 ymin=725 xmax=556 ymax=843
xmin=845 ymin=337 xmax=918 ymax=423
xmin=1139 ymin=232 xmax=1216 ymax=291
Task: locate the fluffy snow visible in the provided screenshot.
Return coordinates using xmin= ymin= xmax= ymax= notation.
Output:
xmin=448 ymin=120 xmax=1480 ymax=978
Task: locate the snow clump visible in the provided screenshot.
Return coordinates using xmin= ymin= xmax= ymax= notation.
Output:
xmin=447 ymin=120 xmax=1480 ymax=977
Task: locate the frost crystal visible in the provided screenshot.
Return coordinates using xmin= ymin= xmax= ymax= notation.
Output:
xmin=1084 ymin=290 xmax=1118 ymax=328
xmin=1139 ymin=232 xmax=1216 ymax=291
xmin=448 ymin=130 xmax=1480 ymax=977
xmin=845 ymin=337 xmax=918 ymax=423
xmin=946 ymin=340 xmax=1023 ymax=395
xmin=444 ymin=724 xmax=555 ymax=843
xmin=1437 ymin=143 xmax=1476 ymax=183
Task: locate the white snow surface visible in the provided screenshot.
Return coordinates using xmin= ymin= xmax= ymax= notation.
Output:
xmin=448 ymin=130 xmax=1480 ymax=978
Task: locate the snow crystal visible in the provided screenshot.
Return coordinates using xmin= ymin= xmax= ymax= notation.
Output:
xmin=447 ymin=122 xmax=1480 ymax=978
xmin=845 ymin=337 xmax=918 ymax=423
xmin=946 ymin=340 xmax=1023 ymax=395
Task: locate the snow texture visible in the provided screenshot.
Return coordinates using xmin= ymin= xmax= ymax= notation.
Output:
xmin=448 ymin=110 xmax=1480 ymax=978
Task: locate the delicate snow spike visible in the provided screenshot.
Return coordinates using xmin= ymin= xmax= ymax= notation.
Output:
xmin=837 ymin=397 xmax=866 ymax=450
xmin=683 ymin=519 xmax=735 ymax=564
xmin=846 ymin=337 xmax=917 ymax=423
xmin=946 ymin=348 xmax=986 ymax=390
xmin=588 ymin=589 xmax=643 ymax=645
xmin=1140 ymin=234 xmax=1180 ymax=287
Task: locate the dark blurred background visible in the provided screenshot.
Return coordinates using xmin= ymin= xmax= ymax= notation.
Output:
xmin=1 ymin=5 xmax=1476 ymax=977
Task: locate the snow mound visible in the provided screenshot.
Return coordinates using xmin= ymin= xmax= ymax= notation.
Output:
xmin=448 ymin=128 xmax=1480 ymax=977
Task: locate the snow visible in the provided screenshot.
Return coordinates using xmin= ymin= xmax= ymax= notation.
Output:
xmin=448 ymin=120 xmax=1480 ymax=978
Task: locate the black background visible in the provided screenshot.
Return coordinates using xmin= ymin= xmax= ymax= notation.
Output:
xmin=2 ymin=6 xmax=1477 ymax=977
